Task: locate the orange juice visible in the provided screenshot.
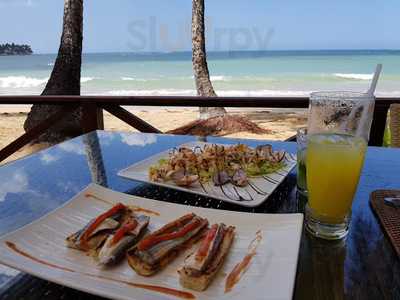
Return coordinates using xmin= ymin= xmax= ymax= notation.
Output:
xmin=306 ymin=133 xmax=367 ymax=223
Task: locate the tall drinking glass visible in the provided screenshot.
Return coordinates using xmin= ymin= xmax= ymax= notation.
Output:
xmin=306 ymin=92 xmax=375 ymax=240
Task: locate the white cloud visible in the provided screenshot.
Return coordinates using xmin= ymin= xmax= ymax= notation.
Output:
xmin=0 ymin=170 xmax=29 ymax=202
xmin=58 ymin=141 xmax=85 ymax=155
xmin=119 ymin=133 xmax=157 ymax=147
xmin=40 ymin=152 xmax=59 ymax=165
xmin=98 ymin=132 xmax=115 ymax=146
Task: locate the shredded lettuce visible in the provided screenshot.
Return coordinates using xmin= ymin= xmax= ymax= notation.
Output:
xmin=157 ymin=158 xmax=168 ymax=166
xmin=245 ymin=161 xmax=285 ymax=177
xmin=198 ymin=170 xmax=212 ymax=182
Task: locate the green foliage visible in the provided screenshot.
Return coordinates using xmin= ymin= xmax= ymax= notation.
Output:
xmin=0 ymin=43 xmax=33 ymax=55
xmin=245 ymin=161 xmax=285 ymax=176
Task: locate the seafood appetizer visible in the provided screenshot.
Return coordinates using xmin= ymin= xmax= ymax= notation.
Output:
xmin=66 ymin=203 xmax=150 ymax=265
xmin=178 ymin=223 xmax=235 ymax=291
xmin=149 ymin=144 xmax=286 ymax=188
xmin=127 ymin=213 xmax=209 ymax=276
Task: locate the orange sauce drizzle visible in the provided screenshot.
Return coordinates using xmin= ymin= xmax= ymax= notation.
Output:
xmin=84 ymin=193 xmax=160 ymax=216
xmin=5 ymin=241 xmax=75 ymax=273
xmin=225 ymin=230 xmax=262 ymax=293
xmin=5 ymin=241 xmax=194 ymax=299
xmin=89 ymin=274 xmax=195 ymax=299
xmin=129 ymin=206 xmax=160 ymax=216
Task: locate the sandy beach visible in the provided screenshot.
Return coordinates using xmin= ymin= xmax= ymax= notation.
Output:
xmin=0 ymin=106 xmax=307 ymax=164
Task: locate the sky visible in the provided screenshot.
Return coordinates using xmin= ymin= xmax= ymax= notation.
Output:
xmin=0 ymin=0 xmax=398 ymax=53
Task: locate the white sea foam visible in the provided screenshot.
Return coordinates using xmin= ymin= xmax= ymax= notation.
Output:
xmin=334 ymin=73 xmax=373 ymax=80
xmin=106 ymin=89 xmax=197 ymax=96
xmin=81 ymin=77 xmax=95 ymax=83
xmin=0 ymin=76 xmax=96 ymax=88
xmin=0 ymin=76 xmax=48 ymax=88
xmin=177 ymin=75 xmax=230 ymax=81
xmin=218 ymin=89 xmax=311 ymax=96
xmin=120 ymin=75 xmax=231 ymax=82
xmin=121 ymin=76 xmax=148 ymax=82
xmin=210 ymin=75 xmax=231 ymax=81
xmin=103 ymin=89 xmax=311 ymax=97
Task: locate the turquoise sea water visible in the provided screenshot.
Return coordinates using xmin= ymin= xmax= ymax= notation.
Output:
xmin=0 ymin=50 xmax=399 ymax=96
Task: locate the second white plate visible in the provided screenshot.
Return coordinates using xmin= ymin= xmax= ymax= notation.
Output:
xmin=118 ymin=141 xmax=297 ymax=207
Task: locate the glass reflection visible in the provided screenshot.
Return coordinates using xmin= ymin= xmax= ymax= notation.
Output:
xmin=83 ymin=131 xmax=108 ymax=187
xmin=309 ymin=234 xmax=346 ymax=297
xmin=119 ymin=132 xmax=157 ymax=147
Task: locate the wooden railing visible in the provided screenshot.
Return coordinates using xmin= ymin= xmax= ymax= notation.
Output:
xmin=0 ymin=95 xmax=399 ymax=163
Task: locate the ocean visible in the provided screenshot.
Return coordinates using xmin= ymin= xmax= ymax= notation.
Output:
xmin=0 ymin=50 xmax=399 ymax=97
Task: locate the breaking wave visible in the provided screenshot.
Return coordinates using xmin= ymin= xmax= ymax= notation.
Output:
xmin=333 ymin=73 xmax=373 ymax=80
xmin=81 ymin=77 xmax=96 ymax=83
xmin=0 ymin=76 xmax=96 ymax=88
xmin=210 ymin=75 xmax=231 ymax=81
xmin=107 ymin=89 xmax=197 ymax=96
xmin=0 ymin=76 xmax=48 ymax=88
xmin=104 ymin=89 xmax=311 ymax=97
xmin=121 ymin=77 xmax=149 ymax=82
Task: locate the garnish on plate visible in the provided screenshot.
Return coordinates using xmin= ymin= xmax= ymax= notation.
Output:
xmin=149 ymin=144 xmax=286 ymax=188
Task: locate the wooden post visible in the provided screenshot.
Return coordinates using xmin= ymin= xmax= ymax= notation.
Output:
xmin=81 ymin=103 xmax=104 ymax=133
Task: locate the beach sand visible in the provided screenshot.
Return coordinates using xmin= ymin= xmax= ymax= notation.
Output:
xmin=0 ymin=106 xmax=307 ymax=164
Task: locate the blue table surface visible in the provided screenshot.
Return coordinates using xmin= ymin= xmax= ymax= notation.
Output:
xmin=0 ymin=130 xmax=399 ymax=299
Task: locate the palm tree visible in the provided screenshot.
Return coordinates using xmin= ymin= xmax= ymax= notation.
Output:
xmin=168 ymin=0 xmax=268 ymax=136
xmin=24 ymin=0 xmax=84 ymax=143
xmin=192 ymin=0 xmax=225 ymax=119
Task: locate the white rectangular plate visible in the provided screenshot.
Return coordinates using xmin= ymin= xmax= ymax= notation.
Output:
xmin=118 ymin=142 xmax=297 ymax=207
xmin=0 ymin=184 xmax=303 ymax=300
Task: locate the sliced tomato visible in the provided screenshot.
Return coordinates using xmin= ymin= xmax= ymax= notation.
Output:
xmin=195 ymin=224 xmax=218 ymax=260
xmin=137 ymin=219 xmax=201 ymax=251
xmin=80 ymin=203 xmax=126 ymax=247
xmin=111 ymin=219 xmax=138 ymax=245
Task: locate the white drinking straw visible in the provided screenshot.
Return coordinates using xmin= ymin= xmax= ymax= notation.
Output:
xmin=367 ymin=64 xmax=383 ymax=96
xmin=342 ymin=64 xmax=383 ymax=136
xmin=355 ymin=64 xmax=383 ymax=138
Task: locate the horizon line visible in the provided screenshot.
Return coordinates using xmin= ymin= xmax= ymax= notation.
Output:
xmin=31 ymin=48 xmax=400 ymax=55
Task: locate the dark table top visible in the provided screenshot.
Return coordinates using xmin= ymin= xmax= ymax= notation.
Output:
xmin=0 ymin=130 xmax=399 ymax=300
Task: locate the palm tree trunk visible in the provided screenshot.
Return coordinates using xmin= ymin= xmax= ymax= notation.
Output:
xmin=24 ymin=0 xmax=83 ymax=143
xmin=192 ymin=0 xmax=226 ymax=119
xmin=170 ymin=0 xmax=268 ymax=136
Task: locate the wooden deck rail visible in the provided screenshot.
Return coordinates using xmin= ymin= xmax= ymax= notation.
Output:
xmin=0 ymin=95 xmax=399 ymax=163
